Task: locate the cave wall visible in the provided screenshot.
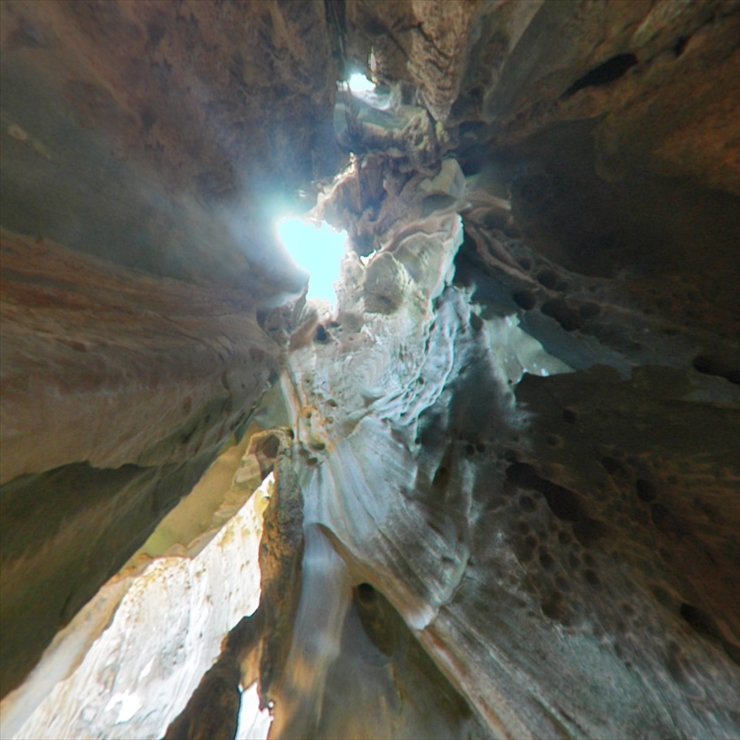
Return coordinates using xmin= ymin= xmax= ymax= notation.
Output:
xmin=269 ymin=161 xmax=739 ymax=737
xmin=1 ymin=0 xmax=739 ymax=738
xmin=0 ymin=0 xmax=340 ymax=700
xmin=1 ymin=0 xmax=341 ymax=288
xmin=346 ymin=0 xmax=740 ymax=193
xmin=266 ymin=1 xmax=740 ymax=735
xmin=0 ymin=229 xmax=279 ymax=699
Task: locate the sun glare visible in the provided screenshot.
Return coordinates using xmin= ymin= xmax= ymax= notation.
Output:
xmin=347 ymin=72 xmax=376 ymax=94
xmin=277 ymin=219 xmax=347 ymax=306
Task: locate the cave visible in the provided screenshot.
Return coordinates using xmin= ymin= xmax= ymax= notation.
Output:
xmin=1 ymin=2 xmax=739 ymax=739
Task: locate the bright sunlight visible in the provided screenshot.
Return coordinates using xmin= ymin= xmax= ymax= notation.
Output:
xmin=347 ymin=72 xmax=375 ymax=94
xmin=277 ymin=219 xmax=347 ymax=306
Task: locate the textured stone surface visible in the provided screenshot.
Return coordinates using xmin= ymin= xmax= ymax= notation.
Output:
xmin=1 ymin=1 xmax=739 ymax=739
xmin=0 ymin=230 xmax=278 ymax=485
xmin=0 ymin=0 xmax=338 ymax=193
xmin=344 ymin=0 xmax=485 ymax=123
xmin=471 ymin=0 xmax=740 ymax=195
xmin=345 ymin=0 xmax=740 ymax=194
xmin=266 ymin=150 xmax=739 ymax=738
xmin=2 ymin=462 xmax=270 ymax=740
xmin=0 ymin=0 xmax=338 ymax=293
xmin=0 ymin=1 xmax=336 ymax=703
xmin=0 ymin=229 xmax=279 ymax=699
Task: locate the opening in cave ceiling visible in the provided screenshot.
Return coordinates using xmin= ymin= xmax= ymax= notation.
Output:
xmin=346 ymin=71 xmax=376 ymax=95
xmin=276 ymin=219 xmax=347 ymax=307
xmin=0 ymin=1 xmax=738 ymax=740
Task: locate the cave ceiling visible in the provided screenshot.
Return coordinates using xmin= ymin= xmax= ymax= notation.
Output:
xmin=0 ymin=1 xmax=739 ymax=739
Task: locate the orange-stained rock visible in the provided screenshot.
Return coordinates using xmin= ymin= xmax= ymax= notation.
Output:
xmin=0 ymin=229 xmax=278 ymax=485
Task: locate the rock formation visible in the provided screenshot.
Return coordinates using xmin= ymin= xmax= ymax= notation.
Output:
xmin=1 ymin=1 xmax=738 ymax=739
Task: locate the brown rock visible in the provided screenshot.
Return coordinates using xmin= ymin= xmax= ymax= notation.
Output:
xmin=0 ymin=230 xmax=277 ymax=484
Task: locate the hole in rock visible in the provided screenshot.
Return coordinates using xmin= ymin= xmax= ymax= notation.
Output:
xmin=539 ymin=549 xmax=555 ymax=571
xmin=635 ymin=478 xmax=657 ymax=502
xmin=693 ymin=354 xmax=740 ymax=385
xmin=536 ymin=269 xmax=559 ymax=289
xmin=519 ymin=495 xmax=537 ymax=512
xmin=541 ymin=298 xmax=583 ymax=332
xmin=673 ymin=35 xmax=691 ymax=57
xmin=506 ymin=463 xmax=594 ymax=531
xmin=562 ymin=53 xmax=638 ymax=98
xmin=601 ymin=456 xmax=626 ymax=476
xmin=356 ymin=582 xmax=377 ymax=606
xmin=513 ymin=290 xmax=537 ymax=310
xmin=678 ymin=604 xmax=740 ymax=666
xmin=680 ymin=603 xmax=717 ymax=638
xmin=583 ymin=569 xmax=602 ymax=589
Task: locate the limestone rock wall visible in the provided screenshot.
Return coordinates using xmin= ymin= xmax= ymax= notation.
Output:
xmin=0 ymin=231 xmax=278 ymax=484
xmin=345 ymin=0 xmax=740 ymax=195
xmin=270 ymin=155 xmax=739 ymax=738
xmin=0 ymin=0 xmax=338 ymax=704
xmin=0 ymin=230 xmax=280 ymax=699
xmin=5 ymin=466 xmax=270 ymax=740
xmin=0 ymin=1 xmax=738 ymax=738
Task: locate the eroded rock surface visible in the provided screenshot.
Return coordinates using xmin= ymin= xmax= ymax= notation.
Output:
xmin=271 ymin=160 xmax=739 ymax=737
xmin=2 ymin=454 xmax=271 ymax=740
xmin=1 ymin=1 xmax=739 ymax=739
xmin=0 ymin=0 xmax=345 ymax=319
xmin=0 ymin=228 xmax=281 ymax=697
xmin=344 ymin=0 xmax=740 ymax=194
